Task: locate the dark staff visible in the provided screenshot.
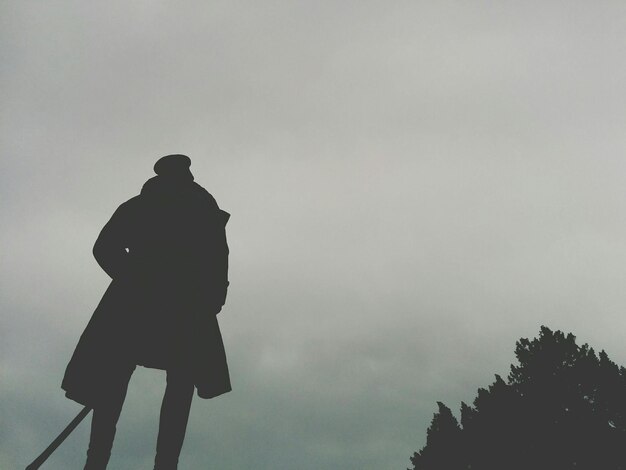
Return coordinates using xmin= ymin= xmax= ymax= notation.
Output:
xmin=26 ymin=406 xmax=92 ymax=470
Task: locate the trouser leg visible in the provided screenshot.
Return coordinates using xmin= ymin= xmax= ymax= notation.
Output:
xmin=84 ymin=368 xmax=134 ymax=470
xmin=154 ymin=369 xmax=195 ymax=470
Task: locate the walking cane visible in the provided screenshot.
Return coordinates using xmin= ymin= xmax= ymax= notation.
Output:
xmin=26 ymin=406 xmax=92 ymax=470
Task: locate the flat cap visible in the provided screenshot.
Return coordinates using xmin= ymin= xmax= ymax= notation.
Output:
xmin=154 ymin=154 xmax=192 ymax=177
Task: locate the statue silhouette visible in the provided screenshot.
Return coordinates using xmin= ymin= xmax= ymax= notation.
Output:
xmin=61 ymin=155 xmax=231 ymax=470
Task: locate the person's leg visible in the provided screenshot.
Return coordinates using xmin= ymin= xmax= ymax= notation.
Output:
xmin=154 ymin=369 xmax=195 ymax=470
xmin=84 ymin=368 xmax=134 ymax=470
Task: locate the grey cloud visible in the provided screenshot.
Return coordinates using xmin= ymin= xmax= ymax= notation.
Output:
xmin=3 ymin=1 xmax=626 ymax=469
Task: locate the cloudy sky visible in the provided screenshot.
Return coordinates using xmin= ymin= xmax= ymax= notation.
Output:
xmin=3 ymin=1 xmax=626 ymax=469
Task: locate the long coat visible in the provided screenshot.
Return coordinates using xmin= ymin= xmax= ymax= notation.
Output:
xmin=62 ymin=176 xmax=231 ymax=407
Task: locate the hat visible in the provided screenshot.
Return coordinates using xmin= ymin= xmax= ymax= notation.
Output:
xmin=153 ymin=154 xmax=193 ymax=179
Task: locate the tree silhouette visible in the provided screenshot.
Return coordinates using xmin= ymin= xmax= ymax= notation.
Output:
xmin=409 ymin=402 xmax=464 ymax=470
xmin=408 ymin=327 xmax=626 ymax=470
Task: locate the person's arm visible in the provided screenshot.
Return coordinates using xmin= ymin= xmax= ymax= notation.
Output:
xmin=92 ymin=204 xmax=131 ymax=280
xmin=215 ymin=209 xmax=230 ymax=309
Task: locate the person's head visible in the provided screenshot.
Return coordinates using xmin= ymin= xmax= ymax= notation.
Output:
xmin=153 ymin=154 xmax=194 ymax=181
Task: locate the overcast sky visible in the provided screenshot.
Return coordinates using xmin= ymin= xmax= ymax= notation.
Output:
xmin=3 ymin=2 xmax=626 ymax=469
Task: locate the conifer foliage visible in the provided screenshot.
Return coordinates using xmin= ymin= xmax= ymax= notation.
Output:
xmin=408 ymin=327 xmax=626 ymax=470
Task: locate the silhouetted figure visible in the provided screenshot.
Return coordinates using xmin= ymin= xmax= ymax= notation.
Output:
xmin=61 ymin=155 xmax=231 ymax=470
